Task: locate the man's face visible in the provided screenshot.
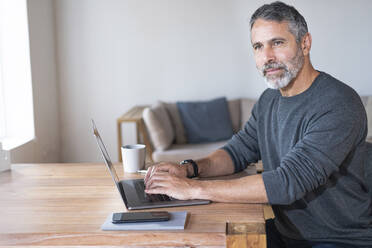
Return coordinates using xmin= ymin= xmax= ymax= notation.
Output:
xmin=251 ymin=19 xmax=304 ymax=89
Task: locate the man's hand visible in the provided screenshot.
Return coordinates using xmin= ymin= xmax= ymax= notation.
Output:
xmin=144 ymin=162 xmax=188 ymax=185
xmin=143 ymin=161 xmax=268 ymax=203
xmin=145 ymin=172 xmax=199 ymax=200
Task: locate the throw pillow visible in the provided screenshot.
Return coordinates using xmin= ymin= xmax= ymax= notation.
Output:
xmin=163 ymin=102 xmax=187 ymax=144
xmin=142 ymin=102 xmax=175 ymax=151
xmin=177 ymin=97 xmax=234 ymax=144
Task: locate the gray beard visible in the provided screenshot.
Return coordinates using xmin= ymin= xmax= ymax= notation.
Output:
xmin=264 ymin=69 xmax=293 ymax=90
xmin=261 ymin=48 xmax=304 ymax=90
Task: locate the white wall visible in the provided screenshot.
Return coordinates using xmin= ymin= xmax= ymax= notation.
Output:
xmin=10 ymin=0 xmax=60 ymax=163
xmin=52 ymin=0 xmax=372 ymax=163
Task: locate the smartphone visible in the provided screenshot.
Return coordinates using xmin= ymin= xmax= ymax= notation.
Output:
xmin=112 ymin=211 xmax=170 ymax=223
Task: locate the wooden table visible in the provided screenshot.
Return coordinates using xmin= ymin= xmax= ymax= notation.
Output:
xmin=0 ymin=163 xmax=267 ymax=247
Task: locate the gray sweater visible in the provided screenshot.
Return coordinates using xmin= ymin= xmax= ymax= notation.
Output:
xmin=223 ymin=72 xmax=372 ymax=245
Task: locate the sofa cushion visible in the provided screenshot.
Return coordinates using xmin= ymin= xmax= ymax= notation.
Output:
xmin=228 ymin=99 xmax=241 ymax=133
xmin=163 ymin=102 xmax=187 ymax=144
xmin=142 ymin=102 xmax=174 ymax=151
xmin=240 ymin=98 xmax=256 ymax=129
xmin=152 ymin=140 xmax=228 ymax=162
xmin=364 ymin=96 xmax=372 ymax=141
xmin=177 ymin=97 xmax=234 ymax=144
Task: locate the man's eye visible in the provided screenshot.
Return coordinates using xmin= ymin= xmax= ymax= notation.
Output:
xmin=273 ymin=41 xmax=283 ymax=46
xmin=253 ymin=45 xmax=262 ymax=50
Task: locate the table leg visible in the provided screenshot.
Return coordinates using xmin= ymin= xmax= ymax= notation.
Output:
xmin=138 ymin=120 xmax=154 ymax=163
xmin=117 ymin=120 xmax=123 ymax=162
xmin=136 ymin=121 xmax=141 ymax=143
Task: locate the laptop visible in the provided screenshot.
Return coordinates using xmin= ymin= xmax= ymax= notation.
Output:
xmin=92 ymin=120 xmax=210 ymax=210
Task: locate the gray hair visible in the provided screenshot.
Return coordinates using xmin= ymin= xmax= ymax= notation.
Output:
xmin=250 ymin=1 xmax=308 ymax=43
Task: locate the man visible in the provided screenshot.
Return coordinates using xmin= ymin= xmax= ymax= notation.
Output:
xmin=145 ymin=1 xmax=372 ymax=247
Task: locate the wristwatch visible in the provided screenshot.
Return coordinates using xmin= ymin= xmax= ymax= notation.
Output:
xmin=179 ymin=159 xmax=199 ymax=178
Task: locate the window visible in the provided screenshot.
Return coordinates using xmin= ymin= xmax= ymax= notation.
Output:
xmin=0 ymin=0 xmax=35 ymax=150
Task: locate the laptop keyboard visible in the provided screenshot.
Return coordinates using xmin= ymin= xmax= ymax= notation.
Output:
xmin=134 ymin=180 xmax=175 ymax=202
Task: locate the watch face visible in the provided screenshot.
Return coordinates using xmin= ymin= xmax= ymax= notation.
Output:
xmin=180 ymin=159 xmax=192 ymax=165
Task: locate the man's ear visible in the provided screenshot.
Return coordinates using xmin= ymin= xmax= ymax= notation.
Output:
xmin=301 ymin=33 xmax=312 ymax=56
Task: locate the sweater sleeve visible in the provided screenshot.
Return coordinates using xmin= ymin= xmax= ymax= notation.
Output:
xmin=222 ymin=103 xmax=261 ymax=172
xmin=262 ymin=103 xmax=367 ymax=205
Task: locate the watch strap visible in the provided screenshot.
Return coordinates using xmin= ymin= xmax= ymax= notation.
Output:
xmin=180 ymin=159 xmax=199 ymax=178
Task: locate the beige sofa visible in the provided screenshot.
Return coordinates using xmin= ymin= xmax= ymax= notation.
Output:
xmin=141 ymin=96 xmax=372 ymax=163
xmin=142 ymin=98 xmax=255 ymax=162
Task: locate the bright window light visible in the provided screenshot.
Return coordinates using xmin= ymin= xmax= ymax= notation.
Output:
xmin=0 ymin=0 xmax=35 ymax=150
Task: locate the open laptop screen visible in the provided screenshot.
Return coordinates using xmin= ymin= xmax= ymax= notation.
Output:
xmin=92 ymin=120 xmax=120 ymax=183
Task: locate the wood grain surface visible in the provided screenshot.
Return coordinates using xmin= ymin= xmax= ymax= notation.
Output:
xmin=0 ymin=163 xmax=266 ymax=247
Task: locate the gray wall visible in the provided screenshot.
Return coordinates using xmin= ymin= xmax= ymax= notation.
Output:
xmin=11 ymin=0 xmax=60 ymax=163
xmin=15 ymin=0 xmax=372 ymax=163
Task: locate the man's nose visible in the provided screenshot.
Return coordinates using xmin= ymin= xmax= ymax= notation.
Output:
xmin=262 ymin=46 xmax=276 ymax=64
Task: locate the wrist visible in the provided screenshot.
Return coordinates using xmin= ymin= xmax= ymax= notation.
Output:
xmin=185 ymin=163 xmax=194 ymax=178
xmin=190 ymin=180 xmax=207 ymax=199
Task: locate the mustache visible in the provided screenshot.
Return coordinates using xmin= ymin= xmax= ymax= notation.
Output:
xmin=261 ymin=62 xmax=288 ymax=75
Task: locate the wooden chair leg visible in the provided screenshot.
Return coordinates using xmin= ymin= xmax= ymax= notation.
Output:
xmin=226 ymin=223 xmax=266 ymax=248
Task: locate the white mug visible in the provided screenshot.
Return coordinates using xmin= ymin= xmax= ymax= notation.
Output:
xmin=121 ymin=144 xmax=146 ymax=173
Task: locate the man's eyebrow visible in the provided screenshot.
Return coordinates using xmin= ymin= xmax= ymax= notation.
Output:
xmin=270 ymin=37 xmax=286 ymax=42
xmin=252 ymin=41 xmax=262 ymax=47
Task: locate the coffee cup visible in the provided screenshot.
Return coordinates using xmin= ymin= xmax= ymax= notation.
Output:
xmin=121 ymin=144 xmax=146 ymax=173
